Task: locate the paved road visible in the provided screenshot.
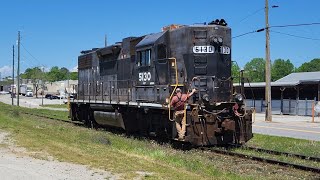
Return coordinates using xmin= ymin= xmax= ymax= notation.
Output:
xmin=0 ymin=94 xmax=68 ymax=111
xmin=253 ymin=113 xmax=320 ymax=141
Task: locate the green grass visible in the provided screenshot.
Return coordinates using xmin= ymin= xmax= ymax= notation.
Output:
xmin=247 ymin=134 xmax=320 ymax=157
xmin=0 ymin=102 xmax=319 ymax=179
xmin=40 ymin=104 xmax=68 ymax=109
xmin=1 ymin=103 xmax=70 ymax=121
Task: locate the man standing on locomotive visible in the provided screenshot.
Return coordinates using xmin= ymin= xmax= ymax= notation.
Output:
xmin=171 ymin=88 xmax=197 ymax=140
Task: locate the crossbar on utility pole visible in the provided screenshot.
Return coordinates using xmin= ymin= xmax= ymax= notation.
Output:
xmin=265 ymin=0 xmax=272 ymax=121
xmin=17 ymin=31 xmax=21 ymax=107
xmin=12 ymin=45 xmax=15 ymax=105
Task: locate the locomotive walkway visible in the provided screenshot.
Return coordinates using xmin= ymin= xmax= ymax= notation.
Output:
xmin=253 ymin=113 xmax=320 ymax=141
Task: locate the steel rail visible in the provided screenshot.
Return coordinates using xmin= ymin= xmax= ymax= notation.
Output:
xmin=22 ymin=112 xmax=83 ymax=125
xmin=244 ymin=146 xmax=320 ymax=162
xmin=205 ymin=148 xmax=320 ymax=173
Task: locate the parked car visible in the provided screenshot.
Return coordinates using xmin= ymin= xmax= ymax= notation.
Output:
xmin=45 ymin=94 xmax=59 ymax=100
xmin=25 ymin=90 xmax=33 ymax=97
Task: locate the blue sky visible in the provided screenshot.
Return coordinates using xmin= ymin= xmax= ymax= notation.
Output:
xmin=0 ymin=0 xmax=319 ymax=78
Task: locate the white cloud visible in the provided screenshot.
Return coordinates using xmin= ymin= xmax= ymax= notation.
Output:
xmin=0 ymin=65 xmax=13 ymax=78
xmin=70 ymin=65 xmax=78 ymax=72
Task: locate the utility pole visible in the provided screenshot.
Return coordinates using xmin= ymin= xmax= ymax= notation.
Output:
xmin=41 ymin=67 xmax=44 ymax=106
xmin=104 ymin=34 xmax=107 ymax=47
xmin=265 ymin=0 xmax=272 ymax=122
xmin=17 ymin=31 xmax=21 ymax=107
xmin=12 ymin=45 xmax=15 ymax=105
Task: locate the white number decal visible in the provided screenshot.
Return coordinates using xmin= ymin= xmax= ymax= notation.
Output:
xmin=220 ymin=46 xmax=230 ymax=54
xmin=193 ymin=46 xmax=215 ymax=53
xmin=139 ymin=73 xmax=143 ymax=81
xmin=139 ymin=72 xmax=151 ymax=81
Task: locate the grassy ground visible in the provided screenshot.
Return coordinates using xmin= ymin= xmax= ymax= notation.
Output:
xmin=0 ymin=102 xmax=318 ymax=179
xmin=40 ymin=104 xmax=68 ymax=109
xmin=246 ymin=133 xmax=320 ymax=157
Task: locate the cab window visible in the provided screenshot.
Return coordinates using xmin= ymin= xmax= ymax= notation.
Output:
xmin=157 ymin=44 xmax=167 ymax=59
xmin=137 ymin=49 xmax=151 ymax=66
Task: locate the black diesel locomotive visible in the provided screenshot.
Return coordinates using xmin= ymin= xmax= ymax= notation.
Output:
xmin=70 ymin=19 xmax=253 ymax=146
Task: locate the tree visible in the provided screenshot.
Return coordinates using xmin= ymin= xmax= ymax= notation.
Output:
xmin=20 ymin=67 xmax=45 ymax=98
xmin=60 ymin=67 xmax=70 ymax=80
xmin=244 ymin=58 xmax=265 ymax=82
xmin=271 ymin=59 xmax=294 ymax=81
xmin=231 ymin=62 xmax=241 ymax=83
xmin=296 ymin=58 xmax=320 ymax=72
xmin=46 ymin=66 xmax=60 ymax=82
xmin=70 ymin=72 xmax=78 ymax=80
xmin=46 ymin=66 xmax=70 ymax=82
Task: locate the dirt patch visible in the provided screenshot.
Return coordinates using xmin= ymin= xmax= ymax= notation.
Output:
xmin=0 ymin=130 xmax=118 ymax=180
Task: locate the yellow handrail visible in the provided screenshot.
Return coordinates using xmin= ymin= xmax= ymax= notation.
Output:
xmin=168 ymin=57 xmax=184 ymax=121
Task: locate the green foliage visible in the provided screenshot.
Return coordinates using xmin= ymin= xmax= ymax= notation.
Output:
xmin=21 ymin=66 xmax=75 ymax=83
xmin=244 ymin=58 xmax=265 ymax=82
xmin=271 ymin=59 xmax=294 ymax=81
xmin=231 ymin=62 xmax=241 ymax=83
xmin=70 ymin=72 xmax=78 ymax=80
xmin=46 ymin=66 xmax=70 ymax=82
xmin=20 ymin=67 xmax=44 ymax=81
xmin=20 ymin=67 xmax=46 ymax=98
xmin=0 ymin=78 xmax=12 ymax=86
xmin=296 ymin=58 xmax=320 ymax=72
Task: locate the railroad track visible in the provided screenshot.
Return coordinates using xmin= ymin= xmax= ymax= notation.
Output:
xmin=205 ymin=146 xmax=320 ymax=173
xmin=22 ymin=112 xmax=83 ymax=125
xmin=21 ymin=111 xmax=320 ymax=173
xmin=243 ymin=146 xmax=320 ymax=162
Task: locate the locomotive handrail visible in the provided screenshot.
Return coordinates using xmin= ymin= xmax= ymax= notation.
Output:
xmin=168 ymin=57 xmax=184 ymax=121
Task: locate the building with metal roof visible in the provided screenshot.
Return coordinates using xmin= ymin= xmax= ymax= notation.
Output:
xmin=240 ymin=71 xmax=320 ymax=88
xmin=235 ymin=72 xmax=320 ymax=116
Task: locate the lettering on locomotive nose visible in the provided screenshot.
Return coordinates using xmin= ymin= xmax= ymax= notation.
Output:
xmin=138 ymin=72 xmax=152 ymax=81
xmin=193 ymin=46 xmax=215 ymax=53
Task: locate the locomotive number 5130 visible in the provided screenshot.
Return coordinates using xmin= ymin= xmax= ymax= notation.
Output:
xmin=138 ymin=72 xmax=152 ymax=81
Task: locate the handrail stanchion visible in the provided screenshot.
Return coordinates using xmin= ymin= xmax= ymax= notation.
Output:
xmin=168 ymin=57 xmax=183 ymax=121
xmin=101 ymin=82 xmax=104 ymax=103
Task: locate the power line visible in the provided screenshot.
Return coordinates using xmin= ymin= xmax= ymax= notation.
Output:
xmin=271 ymin=30 xmax=320 ymax=41
xmin=233 ymin=22 xmax=320 ymax=39
xmin=232 ymin=30 xmax=261 ymax=39
xmin=270 ymin=22 xmax=320 ymax=28
xmin=20 ymin=43 xmax=45 ymax=67
xmin=238 ymin=7 xmax=265 ymax=24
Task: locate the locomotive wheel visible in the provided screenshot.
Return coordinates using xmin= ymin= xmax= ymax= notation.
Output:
xmin=85 ymin=108 xmax=99 ymax=129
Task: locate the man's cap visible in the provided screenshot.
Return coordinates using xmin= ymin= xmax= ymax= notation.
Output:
xmin=176 ymin=88 xmax=181 ymax=93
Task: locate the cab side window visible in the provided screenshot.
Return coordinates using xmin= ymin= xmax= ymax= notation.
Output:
xmin=157 ymin=44 xmax=167 ymax=59
xmin=137 ymin=49 xmax=151 ymax=66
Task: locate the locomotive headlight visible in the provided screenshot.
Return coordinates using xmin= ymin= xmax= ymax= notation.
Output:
xmin=213 ymin=37 xmax=218 ymax=43
xmin=218 ymin=37 xmax=223 ymax=43
xmin=202 ymin=94 xmax=210 ymax=102
xmin=234 ymin=94 xmax=243 ymax=103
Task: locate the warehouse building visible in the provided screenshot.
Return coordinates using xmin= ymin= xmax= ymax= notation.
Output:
xmin=236 ymin=71 xmax=320 ymax=116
